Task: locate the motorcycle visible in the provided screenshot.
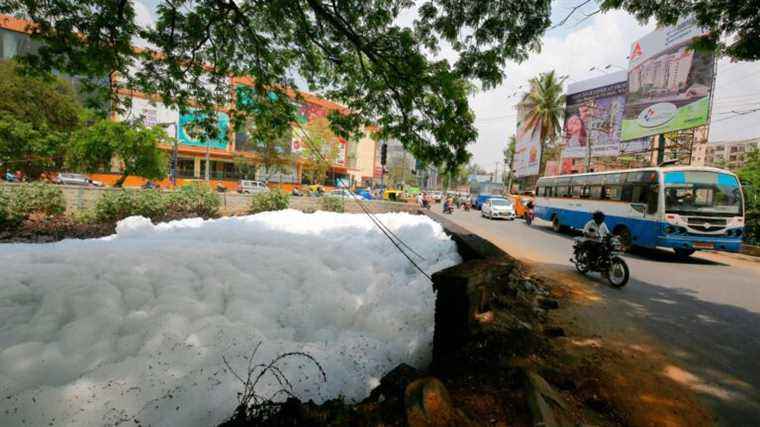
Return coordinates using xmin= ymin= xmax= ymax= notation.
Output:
xmin=524 ymin=207 xmax=534 ymax=225
xmin=571 ymin=235 xmax=630 ymax=288
xmin=463 ymin=201 xmax=471 ymax=212
xmin=442 ymin=203 xmax=454 ymax=215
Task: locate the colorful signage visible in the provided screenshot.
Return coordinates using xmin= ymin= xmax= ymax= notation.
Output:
xmin=621 ymin=17 xmax=715 ymax=140
xmin=562 ymin=74 xmax=650 ymax=159
xmin=514 ymin=119 xmax=541 ymax=178
xmin=177 ymin=111 xmax=230 ymax=149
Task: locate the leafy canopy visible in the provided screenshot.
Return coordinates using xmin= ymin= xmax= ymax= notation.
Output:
xmin=2 ymin=0 xmax=554 ymax=171
xmin=67 ymin=120 xmax=169 ymax=186
xmin=601 ymin=0 xmax=760 ymax=60
xmin=0 ymin=60 xmax=83 ymax=178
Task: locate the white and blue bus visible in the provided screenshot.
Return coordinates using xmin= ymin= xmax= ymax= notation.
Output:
xmin=534 ymin=166 xmax=745 ymax=256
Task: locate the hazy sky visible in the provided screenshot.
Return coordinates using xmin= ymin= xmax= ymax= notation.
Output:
xmin=133 ymin=0 xmax=760 ymax=170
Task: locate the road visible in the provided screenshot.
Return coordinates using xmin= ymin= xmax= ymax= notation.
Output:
xmin=438 ymin=208 xmax=760 ymax=426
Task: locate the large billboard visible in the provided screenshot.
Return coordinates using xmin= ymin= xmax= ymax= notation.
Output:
xmin=622 ymin=17 xmax=715 ymax=140
xmin=514 ymin=119 xmax=541 ymax=178
xmin=563 ymin=73 xmax=650 ymax=159
xmin=177 ymin=111 xmax=230 ymax=149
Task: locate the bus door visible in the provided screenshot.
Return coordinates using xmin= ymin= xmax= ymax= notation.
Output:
xmin=619 ymin=171 xmax=660 ymax=247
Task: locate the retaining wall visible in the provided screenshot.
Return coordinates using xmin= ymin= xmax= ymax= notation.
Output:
xmin=0 ymin=183 xmax=419 ymax=215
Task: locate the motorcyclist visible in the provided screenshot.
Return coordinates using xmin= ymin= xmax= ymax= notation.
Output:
xmin=581 ymin=211 xmax=609 ymax=260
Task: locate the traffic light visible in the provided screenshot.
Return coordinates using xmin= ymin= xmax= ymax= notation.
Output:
xmin=380 ymin=143 xmax=387 ymax=165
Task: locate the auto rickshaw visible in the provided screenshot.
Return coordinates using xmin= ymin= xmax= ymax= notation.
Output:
xmin=510 ymin=194 xmax=534 ymax=218
xmin=383 ymin=189 xmax=405 ymax=202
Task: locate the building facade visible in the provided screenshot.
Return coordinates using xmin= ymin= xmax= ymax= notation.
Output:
xmin=1 ymin=15 xmax=379 ymax=189
xmin=699 ymin=138 xmax=760 ymax=170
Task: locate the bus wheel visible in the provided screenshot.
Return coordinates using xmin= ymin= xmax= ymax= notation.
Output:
xmin=552 ymin=216 xmax=562 ymax=233
xmin=674 ymin=248 xmax=695 ymax=258
xmin=613 ymin=227 xmax=632 ymax=252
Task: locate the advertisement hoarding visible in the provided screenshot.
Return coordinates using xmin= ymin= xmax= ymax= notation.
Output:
xmin=514 ymin=120 xmax=541 ymax=178
xmin=621 ymin=17 xmax=715 ymax=140
xmin=563 ymin=73 xmax=650 ymax=159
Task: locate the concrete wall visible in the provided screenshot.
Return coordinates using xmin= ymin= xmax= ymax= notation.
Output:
xmin=1 ymin=183 xmax=419 ymax=215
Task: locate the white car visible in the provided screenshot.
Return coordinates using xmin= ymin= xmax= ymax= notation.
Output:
xmin=481 ymin=198 xmax=516 ymax=220
xmin=237 ymin=180 xmax=269 ymax=194
xmin=431 ymin=191 xmax=443 ymax=202
xmin=55 ymin=173 xmax=103 ymax=187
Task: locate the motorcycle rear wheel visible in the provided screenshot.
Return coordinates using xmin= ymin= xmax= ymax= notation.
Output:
xmin=607 ymin=256 xmax=629 ymax=288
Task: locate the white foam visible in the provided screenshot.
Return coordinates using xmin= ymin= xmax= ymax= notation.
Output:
xmin=0 ymin=210 xmax=460 ymax=426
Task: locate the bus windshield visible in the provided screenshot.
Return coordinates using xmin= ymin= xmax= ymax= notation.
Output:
xmin=664 ymin=171 xmax=743 ymax=217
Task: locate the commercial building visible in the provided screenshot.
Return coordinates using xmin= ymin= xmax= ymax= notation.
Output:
xmin=697 ymin=138 xmax=760 ymax=170
xmin=1 ymin=15 xmax=382 ymax=189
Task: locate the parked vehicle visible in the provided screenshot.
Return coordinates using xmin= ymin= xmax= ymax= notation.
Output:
xmin=54 ymin=173 xmax=103 ymax=187
xmin=237 ymin=180 xmax=269 ymax=194
xmin=571 ymin=235 xmax=630 ymax=288
xmin=481 ymin=198 xmax=516 ymax=220
xmin=535 ymin=166 xmax=745 ymax=255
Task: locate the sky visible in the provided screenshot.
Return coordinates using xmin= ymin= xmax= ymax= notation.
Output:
xmin=132 ymin=0 xmax=760 ymax=170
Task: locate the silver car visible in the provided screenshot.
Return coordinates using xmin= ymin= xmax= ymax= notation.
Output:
xmin=481 ymin=198 xmax=516 ymax=220
xmin=55 ymin=173 xmax=103 ymax=187
xmin=237 ymin=180 xmax=269 ymax=194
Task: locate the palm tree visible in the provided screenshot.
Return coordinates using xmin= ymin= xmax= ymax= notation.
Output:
xmin=520 ymin=71 xmax=566 ymax=176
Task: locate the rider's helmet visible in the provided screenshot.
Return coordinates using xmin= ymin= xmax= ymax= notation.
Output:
xmin=592 ymin=210 xmax=605 ymax=224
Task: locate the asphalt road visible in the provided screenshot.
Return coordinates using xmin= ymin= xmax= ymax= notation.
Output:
xmin=438 ymin=207 xmax=760 ymax=426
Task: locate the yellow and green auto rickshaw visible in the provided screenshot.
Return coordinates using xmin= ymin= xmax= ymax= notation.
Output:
xmin=383 ymin=189 xmax=405 ymax=202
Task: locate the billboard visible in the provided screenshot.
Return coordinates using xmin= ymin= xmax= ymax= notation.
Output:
xmin=563 ymin=73 xmax=650 ymax=159
xmin=514 ymin=120 xmax=541 ymax=178
xmin=178 ymin=111 xmax=230 ymax=149
xmin=622 ymin=17 xmax=715 ymax=140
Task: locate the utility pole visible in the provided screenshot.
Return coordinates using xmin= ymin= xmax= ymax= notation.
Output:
xmin=656 ymin=134 xmax=666 ymax=165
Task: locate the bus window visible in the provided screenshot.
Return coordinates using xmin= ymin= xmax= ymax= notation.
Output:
xmin=605 ymin=185 xmax=622 ymax=201
xmin=646 ymin=184 xmax=658 ymax=214
xmin=590 ymin=186 xmax=602 ymax=200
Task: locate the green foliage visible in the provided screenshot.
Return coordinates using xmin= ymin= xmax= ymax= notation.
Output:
xmin=233 ymin=155 xmax=258 ymax=180
xmin=300 ymin=116 xmax=340 ymax=185
xmin=94 ymin=185 xmax=221 ymax=223
xmin=9 ymin=183 xmax=66 ymax=217
xmin=0 ymin=189 xmax=24 ymax=230
xmin=0 ymin=183 xmax=65 ymax=229
xmin=0 ymin=60 xmax=83 ymax=179
xmin=249 ymin=190 xmax=290 ymax=214
xmin=7 ymin=0 xmax=559 ymax=170
xmin=319 ymin=196 xmax=345 ymax=213
xmin=520 ymin=70 xmax=566 ymax=176
xmin=67 ymin=120 xmax=169 ymax=187
xmin=165 ymin=184 xmax=221 ymax=219
xmin=737 ymin=149 xmax=760 ymax=245
xmin=600 ymin=0 xmax=760 ymax=61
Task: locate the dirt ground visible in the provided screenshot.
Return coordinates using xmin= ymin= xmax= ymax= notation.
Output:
xmin=527 ymin=265 xmax=714 ymax=427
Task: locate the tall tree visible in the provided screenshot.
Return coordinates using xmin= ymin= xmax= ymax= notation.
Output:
xmin=0 ymin=60 xmax=83 ymax=178
xmin=67 ymin=120 xmax=169 ymax=187
xmin=3 ymin=0 xmax=556 ymax=171
xmin=298 ymin=116 xmax=339 ymax=185
xmin=737 ymin=148 xmax=760 ymax=245
xmin=503 ymin=135 xmax=516 ymax=187
xmin=520 ymin=70 xmax=566 ymax=176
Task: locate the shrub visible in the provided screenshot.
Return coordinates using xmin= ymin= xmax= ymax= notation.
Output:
xmin=0 ymin=189 xmax=23 ymax=230
xmin=319 ymin=195 xmax=345 ymax=213
xmin=95 ymin=185 xmax=221 ymax=223
xmin=9 ymin=183 xmax=66 ymax=217
xmin=165 ymin=184 xmax=221 ymax=218
xmin=249 ymin=189 xmax=290 ymax=214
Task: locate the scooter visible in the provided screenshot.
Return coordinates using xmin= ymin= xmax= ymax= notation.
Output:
xmin=442 ymin=203 xmax=454 ymax=214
